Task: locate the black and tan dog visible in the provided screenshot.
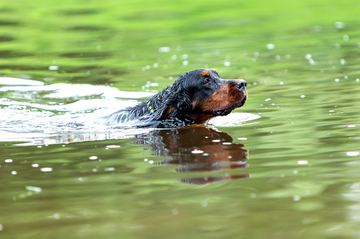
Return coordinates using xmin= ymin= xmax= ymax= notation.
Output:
xmin=97 ymin=69 xmax=247 ymax=128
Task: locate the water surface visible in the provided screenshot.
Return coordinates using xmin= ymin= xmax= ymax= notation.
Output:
xmin=1 ymin=0 xmax=360 ymax=238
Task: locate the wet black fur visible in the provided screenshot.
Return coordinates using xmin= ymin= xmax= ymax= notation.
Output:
xmin=97 ymin=69 xmax=244 ymax=128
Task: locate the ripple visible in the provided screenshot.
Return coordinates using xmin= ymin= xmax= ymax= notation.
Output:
xmin=67 ymin=26 xmax=109 ymax=32
xmin=0 ymin=36 xmax=15 ymax=42
xmin=0 ymin=50 xmax=34 ymax=58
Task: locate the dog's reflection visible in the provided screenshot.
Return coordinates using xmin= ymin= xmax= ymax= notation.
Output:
xmin=133 ymin=127 xmax=249 ymax=185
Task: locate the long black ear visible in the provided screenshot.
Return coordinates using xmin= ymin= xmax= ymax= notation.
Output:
xmin=151 ymin=75 xmax=192 ymax=120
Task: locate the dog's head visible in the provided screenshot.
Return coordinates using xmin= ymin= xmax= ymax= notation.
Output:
xmin=158 ymin=69 xmax=247 ymax=124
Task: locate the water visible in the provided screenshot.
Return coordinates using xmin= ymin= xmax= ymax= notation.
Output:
xmin=2 ymin=0 xmax=360 ymax=238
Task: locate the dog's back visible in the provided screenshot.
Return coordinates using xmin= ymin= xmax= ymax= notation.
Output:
xmin=96 ymin=101 xmax=151 ymax=126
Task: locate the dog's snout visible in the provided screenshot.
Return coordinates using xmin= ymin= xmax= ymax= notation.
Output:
xmin=236 ymin=80 xmax=247 ymax=89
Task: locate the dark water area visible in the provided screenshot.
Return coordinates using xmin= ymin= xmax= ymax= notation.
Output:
xmin=2 ymin=0 xmax=360 ymax=238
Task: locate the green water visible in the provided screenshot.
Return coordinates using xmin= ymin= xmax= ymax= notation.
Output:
xmin=2 ymin=0 xmax=360 ymax=238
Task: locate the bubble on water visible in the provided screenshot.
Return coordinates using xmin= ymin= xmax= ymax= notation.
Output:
xmin=250 ymin=193 xmax=256 ymax=198
xmin=242 ymin=67 xmax=246 ymax=71
xmin=344 ymin=75 xmax=348 ymax=79
xmin=49 ymin=66 xmax=59 ymax=71
xmin=334 ymin=22 xmax=345 ymax=29
xmin=335 ymin=78 xmax=339 ymax=82
xmin=106 ymin=145 xmax=120 ymax=148
xmin=201 ymin=201 xmax=208 ymax=207
xmin=11 ymin=171 xmax=17 ymax=175
xmin=313 ymin=25 xmax=321 ymax=32
xmin=254 ymin=52 xmax=259 ymax=57
xmin=32 ymin=163 xmax=39 ymax=167
xmin=144 ymin=158 xmax=148 ymax=161
xmin=298 ymin=160 xmax=308 ymax=165
xmin=176 ymin=46 xmax=182 ymax=51
xmin=335 ymin=43 xmax=341 ymax=49
xmin=158 ymin=47 xmax=170 ymax=53
xmin=293 ymin=195 xmax=301 ymax=201
xmin=5 ymin=159 xmax=12 ymax=163
xmin=340 ymin=59 xmax=345 ymax=65
xmin=191 ymin=149 xmax=204 ymax=154
xmin=104 ymin=167 xmax=115 ymax=171
xmin=149 ymin=160 xmax=154 ymax=164
xmin=182 ymin=54 xmax=188 ymax=59
xmin=280 ymin=82 xmax=284 ymax=85
xmin=343 ymin=35 xmax=349 ymax=41
xmin=96 ymin=45 xmax=102 ymax=51
xmin=26 ymin=186 xmax=42 ymax=193
xmin=275 ymin=55 xmax=280 ymax=60
xmin=265 ymin=98 xmax=271 ymax=102
xmin=41 ymin=167 xmax=52 ymax=172
xmin=153 ymin=63 xmax=158 ymax=68
xmin=182 ymin=61 xmax=189 ymax=66
xmin=53 ymin=213 xmax=60 ymax=220
xmin=286 ymin=54 xmax=291 ymax=59
xmin=0 ymin=224 xmax=2 ymax=231
xmin=251 ymin=58 xmax=256 ymax=62
xmin=293 ymin=170 xmax=298 ymax=174
xmin=172 ymin=208 xmax=179 ymax=215
xmin=301 ymin=95 xmax=305 ymax=98
xmin=89 ymin=156 xmax=98 ymax=160
xmin=356 ymin=78 xmax=359 ymax=82
xmin=145 ymin=65 xmax=150 ymax=70
xmin=171 ymin=55 xmax=177 ymax=60
xmin=309 ymin=59 xmax=315 ymax=65
xmin=266 ymin=44 xmax=275 ymax=50
xmin=347 ymin=152 xmax=359 ymax=156
xmin=224 ymin=61 xmax=231 ymax=67
xmin=305 ymin=54 xmax=312 ymax=60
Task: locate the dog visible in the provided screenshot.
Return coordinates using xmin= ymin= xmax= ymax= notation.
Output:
xmin=97 ymin=69 xmax=247 ymax=128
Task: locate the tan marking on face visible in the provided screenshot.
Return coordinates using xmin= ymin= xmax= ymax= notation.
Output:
xmin=212 ymin=69 xmax=218 ymax=74
xmin=201 ymin=70 xmax=210 ymax=77
xmin=196 ymin=83 xmax=244 ymax=112
xmin=190 ymin=80 xmax=247 ymax=124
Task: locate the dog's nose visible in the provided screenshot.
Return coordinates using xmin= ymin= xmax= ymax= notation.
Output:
xmin=236 ymin=79 xmax=247 ymax=89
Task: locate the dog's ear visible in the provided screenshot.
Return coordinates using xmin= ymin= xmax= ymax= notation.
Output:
xmin=151 ymin=77 xmax=192 ymax=120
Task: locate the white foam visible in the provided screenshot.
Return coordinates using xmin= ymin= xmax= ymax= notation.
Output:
xmin=209 ymin=113 xmax=261 ymax=127
xmin=0 ymin=77 xmax=44 ymax=86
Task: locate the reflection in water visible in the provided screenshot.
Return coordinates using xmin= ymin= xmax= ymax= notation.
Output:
xmin=133 ymin=127 xmax=249 ymax=185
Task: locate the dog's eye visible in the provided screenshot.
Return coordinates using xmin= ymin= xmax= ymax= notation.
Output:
xmin=204 ymin=78 xmax=210 ymax=84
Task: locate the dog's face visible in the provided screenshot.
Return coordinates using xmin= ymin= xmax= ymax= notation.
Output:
xmin=175 ymin=69 xmax=248 ymax=124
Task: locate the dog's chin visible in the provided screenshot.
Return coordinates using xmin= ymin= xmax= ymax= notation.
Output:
xmin=213 ymin=95 xmax=247 ymax=116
